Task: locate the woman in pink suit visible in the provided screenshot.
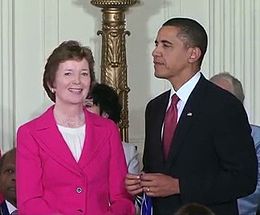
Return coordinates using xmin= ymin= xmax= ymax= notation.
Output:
xmin=16 ymin=40 xmax=135 ymax=215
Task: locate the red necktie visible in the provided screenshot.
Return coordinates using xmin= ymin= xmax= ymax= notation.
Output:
xmin=163 ymin=94 xmax=179 ymax=158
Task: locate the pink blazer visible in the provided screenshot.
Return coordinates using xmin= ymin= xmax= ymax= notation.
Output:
xmin=17 ymin=106 xmax=135 ymax=215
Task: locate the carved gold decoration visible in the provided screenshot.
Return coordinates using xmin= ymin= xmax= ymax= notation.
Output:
xmin=91 ymin=0 xmax=137 ymax=142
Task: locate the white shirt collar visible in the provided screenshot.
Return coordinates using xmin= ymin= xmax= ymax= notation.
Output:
xmin=5 ymin=200 xmax=17 ymax=214
xmin=170 ymin=71 xmax=201 ymax=103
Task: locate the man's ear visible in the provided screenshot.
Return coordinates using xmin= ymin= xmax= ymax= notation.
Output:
xmin=187 ymin=47 xmax=201 ymax=63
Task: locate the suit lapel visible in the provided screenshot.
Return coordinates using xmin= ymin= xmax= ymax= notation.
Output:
xmin=0 ymin=201 xmax=9 ymax=215
xmin=32 ymin=106 xmax=81 ymax=176
xmin=78 ymin=110 xmax=105 ymax=169
xmin=32 ymin=107 xmax=108 ymax=174
xmin=152 ymin=91 xmax=171 ymax=166
xmin=165 ymin=75 xmax=208 ymax=167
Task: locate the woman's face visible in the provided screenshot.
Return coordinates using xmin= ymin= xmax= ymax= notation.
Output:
xmin=52 ymin=59 xmax=91 ymax=106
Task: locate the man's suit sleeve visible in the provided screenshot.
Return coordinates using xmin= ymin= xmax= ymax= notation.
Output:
xmin=180 ymin=100 xmax=258 ymax=204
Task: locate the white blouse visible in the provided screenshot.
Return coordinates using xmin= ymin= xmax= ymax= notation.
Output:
xmin=57 ymin=124 xmax=86 ymax=162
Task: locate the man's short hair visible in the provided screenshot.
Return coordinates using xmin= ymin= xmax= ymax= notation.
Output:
xmin=163 ymin=17 xmax=208 ymax=66
xmin=0 ymin=148 xmax=16 ymax=172
xmin=210 ymin=72 xmax=245 ymax=103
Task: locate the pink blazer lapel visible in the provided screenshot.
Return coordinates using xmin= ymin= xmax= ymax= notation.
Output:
xmin=78 ymin=110 xmax=106 ymax=169
xmin=31 ymin=107 xmax=107 ymax=174
xmin=31 ymin=106 xmax=82 ymax=176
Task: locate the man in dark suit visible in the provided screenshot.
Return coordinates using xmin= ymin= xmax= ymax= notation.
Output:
xmin=125 ymin=17 xmax=257 ymax=215
xmin=0 ymin=148 xmax=17 ymax=215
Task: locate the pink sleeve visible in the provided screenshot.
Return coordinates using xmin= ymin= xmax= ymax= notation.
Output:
xmin=17 ymin=125 xmax=58 ymax=215
xmin=107 ymin=122 xmax=135 ymax=215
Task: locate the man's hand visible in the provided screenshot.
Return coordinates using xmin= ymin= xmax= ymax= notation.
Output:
xmin=140 ymin=173 xmax=180 ymax=197
xmin=125 ymin=173 xmax=143 ymax=196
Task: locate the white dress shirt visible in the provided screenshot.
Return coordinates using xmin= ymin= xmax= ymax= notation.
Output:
xmin=162 ymin=72 xmax=201 ymax=137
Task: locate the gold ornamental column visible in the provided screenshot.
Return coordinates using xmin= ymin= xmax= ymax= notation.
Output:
xmin=91 ymin=0 xmax=137 ymax=142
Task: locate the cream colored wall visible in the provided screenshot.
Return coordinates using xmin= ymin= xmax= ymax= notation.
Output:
xmin=1 ymin=0 xmax=260 ymax=154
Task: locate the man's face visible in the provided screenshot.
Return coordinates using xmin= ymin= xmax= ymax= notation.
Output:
xmin=152 ymin=26 xmax=192 ymax=81
xmin=0 ymin=152 xmax=16 ymax=205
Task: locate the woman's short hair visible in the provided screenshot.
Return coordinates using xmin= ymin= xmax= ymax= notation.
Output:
xmin=43 ymin=40 xmax=96 ymax=102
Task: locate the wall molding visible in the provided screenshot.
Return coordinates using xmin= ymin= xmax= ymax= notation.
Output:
xmin=0 ymin=0 xmax=14 ymax=152
xmin=208 ymin=0 xmax=259 ymax=124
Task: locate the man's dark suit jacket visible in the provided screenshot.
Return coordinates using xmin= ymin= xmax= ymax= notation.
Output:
xmin=0 ymin=201 xmax=10 ymax=215
xmin=143 ymin=75 xmax=257 ymax=215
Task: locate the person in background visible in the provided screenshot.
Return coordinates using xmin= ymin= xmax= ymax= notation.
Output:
xmin=125 ymin=17 xmax=257 ymax=215
xmin=86 ymin=83 xmax=140 ymax=174
xmin=16 ymin=40 xmax=135 ymax=215
xmin=174 ymin=203 xmax=215 ymax=215
xmin=210 ymin=72 xmax=260 ymax=215
xmin=0 ymin=148 xmax=17 ymax=215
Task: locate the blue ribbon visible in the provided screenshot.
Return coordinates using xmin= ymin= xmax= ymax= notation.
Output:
xmin=141 ymin=193 xmax=153 ymax=215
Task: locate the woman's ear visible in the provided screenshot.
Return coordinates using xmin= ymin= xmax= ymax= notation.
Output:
xmin=47 ymin=83 xmax=56 ymax=93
